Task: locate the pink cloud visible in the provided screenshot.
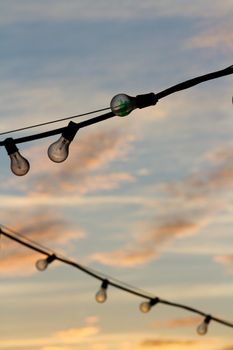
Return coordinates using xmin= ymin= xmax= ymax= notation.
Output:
xmin=140 ymin=338 xmax=199 ymax=347
xmin=214 ymin=255 xmax=233 ymax=274
xmin=187 ymin=20 xmax=233 ymax=51
xmin=0 ymin=209 xmax=84 ymax=277
xmin=21 ymin=128 xmax=136 ymax=197
xmin=91 ymin=144 xmax=233 ymax=267
xmin=151 ymin=316 xmax=202 ymax=329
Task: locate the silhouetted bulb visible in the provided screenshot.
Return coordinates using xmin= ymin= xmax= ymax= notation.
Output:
xmin=10 ymin=151 xmax=30 ymax=176
xmin=139 ymin=298 xmax=159 ymax=313
xmin=110 ymin=94 xmax=136 ymax=117
xmin=4 ymin=138 xmax=30 ymax=176
xmin=197 ymin=318 xmax=210 ymax=336
xmin=139 ymin=301 xmax=152 ymax=313
xmin=36 ymin=258 xmax=49 ymax=271
xmin=48 ymin=136 xmax=70 ymax=163
xmin=35 ymin=254 xmax=56 ymax=272
xmin=95 ymin=280 xmax=108 ymax=303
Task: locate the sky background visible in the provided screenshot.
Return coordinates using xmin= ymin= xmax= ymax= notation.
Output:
xmin=0 ymin=1 xmax=232 ymax=349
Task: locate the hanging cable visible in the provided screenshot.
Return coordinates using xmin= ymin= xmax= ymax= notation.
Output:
xmin=0 ymin=225 xmax=233 ymax=335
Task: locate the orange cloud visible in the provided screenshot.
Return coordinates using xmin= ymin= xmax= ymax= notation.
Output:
xmin=0 ymin=209 xmax=85 ymax=277
xmin=187 ymin=20 xmax=233 ymax=51
xmin=19 ymin=128 xmax=135 ymax=197
xmin=151 ymin=316 xmax=202 ymax=329
xmin=214 ymin=255 xmax=233 ymax=274
xmin=91 ymin=143 xmax=233 ymax=267
xmin=54 ymin=326 xmax=99 ymax=342
xmin=140 ymin=338 xmax=199 ymax=348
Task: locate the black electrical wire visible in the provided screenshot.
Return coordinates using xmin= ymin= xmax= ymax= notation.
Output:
xmin=155 ymin=64 xmax=233 ymax=100
xmin=0 ymin=111 xmax=115 ymax=146
xmin=0 ymin=65 xmax=232 ymax=147
xmin=1 ymin=225 xmax=233 ymax=330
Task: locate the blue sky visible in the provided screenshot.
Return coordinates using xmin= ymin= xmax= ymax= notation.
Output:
xmin=0 ymin=1 xmax=233 ymax=349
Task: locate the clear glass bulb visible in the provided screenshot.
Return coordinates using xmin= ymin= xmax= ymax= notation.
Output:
xmin=139 ymin=301 xmax=152 ymax=313
xmin=48 ymin=136 xmax=70 ymax=163
xmin=10 ymin=151 xmax=30 ymax=176
xmin=197 ymin=321 xmax=208 ymax=335
xmin=110 ymin=94 xmax=136 ymax=117
xmin=35 ymin=258 xmax=49 ymax=271
xmin=95 ymin=287 xmax=107 ymax=303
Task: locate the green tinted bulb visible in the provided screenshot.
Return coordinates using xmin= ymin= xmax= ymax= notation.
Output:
xmin=110 ymin=94 xmax=136 ymax=117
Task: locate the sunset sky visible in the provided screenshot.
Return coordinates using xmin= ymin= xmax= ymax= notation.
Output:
xmin=0 ymin=1 xmax=233 ymax=349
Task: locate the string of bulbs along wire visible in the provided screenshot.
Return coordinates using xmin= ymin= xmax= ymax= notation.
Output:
xmin=0 ymin=225 xmax=233 ymax=336
xmin=0 ymin=64 xmax=232 ymax=176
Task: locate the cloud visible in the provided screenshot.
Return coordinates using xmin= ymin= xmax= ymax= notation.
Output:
xmin=214 ymin=255 xmax=233 ymax=274
xmin=187 ymin=19 xmax=233 ymax=51
xmin=0 ymin=317 xmax=100 ymax=349
xmin=19 ymin=128 xmax=135 ymax=197
xmin=151 ymin=316 xmax=202 ymax=329
xmin=0 ymin=0 xmax=232 ymax=25
xmin=54 ymin=326 xmax=99 ymax=343
xmin=140 ymin=338 xmax=199 ymax=348
xmin=0 ymin=209 xmax=85 ymax=277
xmin=91 ymin=143 xmax=233 ymax=267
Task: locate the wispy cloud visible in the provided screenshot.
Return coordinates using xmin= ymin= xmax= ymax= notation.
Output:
xmin=151 ymin=316 xmax=202 ymax=329
xmin=91 ymin=143 xmax=233 ymax=267
xmin=187 ymin=18 xmax=233 ymax=51
xmin=140 ymin=338 xmax=199 ymax=347
xmin=11 ymin=128 xmax=136 ymax=198
xmin=0 ymin=0 xmax=232 ymax=25
xmin=0 ymin=317 xmax=100 ymax=349
xmin=0 ymin=209 xmax=84 ymax=277
xmin=214 ymin=255 xmax=233 ymax=274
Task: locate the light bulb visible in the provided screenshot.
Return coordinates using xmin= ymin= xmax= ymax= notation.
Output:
xmin=48 ymin=136 xmax=70 ymax=163
xmin=110 ymin=94 xmax=136 ymax=117
xmin=36 ymin=258 xmax=49 ymax=271
xmin=35 ymin=254 xmax=56 ymax=272
xmin=95 ymin=287 xmax=107 ymax=303
xmin=48 ymin=121 xmax=78 ymax=163
xmin=197 ymin=316 xmax=211 ymax=336
xmin=139 ymin=298 xmax=159 ymax=313
xmin=10 ymin=151 xmax=30 ymax=176
xmin=95 ymin=280 xmax=108 ymax=303
xmin=197 ymin=322 xmax=208 ymax=335
xmin=139 ymin=301 xmax=152 ymax=313
xmin=4 ymin=138 xmax=30 ymax=176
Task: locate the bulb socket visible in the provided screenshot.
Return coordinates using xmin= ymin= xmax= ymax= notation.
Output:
xmin=135 ymin=93 xmax=158 ymax=109
xmin=46 ymin=254 xmax=57 ymax=263
xmin=4 ymin=138 xmax=18 ymax=155
xmin=101 ymin=279 xmax=109 ymax=290
xmin=149 ymin=297 xmax=160 ymax=306
xmin=62 ymin=121 xmax=79 ymax=142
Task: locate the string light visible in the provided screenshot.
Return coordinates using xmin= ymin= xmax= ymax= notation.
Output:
xmin=48 ymin=121 xmax=79 ymax=163
xmin=197 ymin=315 xmax=212 ymax=336
xmin=0 ymin=225 xmax=232 ymax=335
xmin=35 ymin=254 xmax=57 ymax=271
xmin=4 ymin=138 xmax=30 ymax=176
xmin=0 ymin=65 xmax=231 ymax=175
xmin=95 ymin=279 xmax=109 ymax=303
xmin=139 ymin=298 xmax=159 ymax=313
